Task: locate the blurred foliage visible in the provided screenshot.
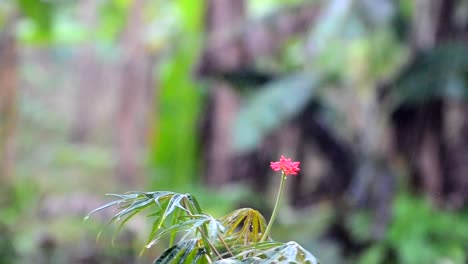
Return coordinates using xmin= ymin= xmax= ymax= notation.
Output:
xmin=2 ymin=0 xmax=468 ymax=263
xmin=349 ymin=193 xmax=468 ymax=264
xmin=0 ymin=178 xmax=38 ymax=263
xmin=53 ymin=144 xmax=114 ymax=172
xmin=234 ymin=0 xmax=408 ymax=152
xmin=388 ymin=195 xmax=468 ymax=264
xmin=17 ymin=0 xmax=54 ymax=42
xmin=0 ymin=224 xmax=16 ymax=264
xmin=148 ymin=0 xmax=205 ymax=191
xmin=234 ymin=73 xmax=321 ymax=152
xmin=392 ymin=42 xmax=468 ymax=107
xmin=0 ymin=177 xmax=38 ymax=227
xmin=97 ymin=0 xmax=129 ymax=42
xmin=248 ymin=0 xmax=305 ymax=17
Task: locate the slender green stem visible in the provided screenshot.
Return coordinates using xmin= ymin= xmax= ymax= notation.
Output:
xmin=182 ymin=199 xmax=221 ymax=260
xmin=218 ymin=234 xmax=234 ymax=257
xmin=204 ymin=254 xmax=213 ymax=264
xmin=260 ymin=172 xmax=286 ymax=242
xmin=199 ymin=229 xmax=222 ymax=259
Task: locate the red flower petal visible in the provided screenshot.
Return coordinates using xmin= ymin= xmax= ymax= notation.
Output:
xmin=270 ymin=155 xmax=300 ymax=176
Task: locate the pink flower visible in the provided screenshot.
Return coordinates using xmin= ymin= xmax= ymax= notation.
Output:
xmin=270 ymin=155 xmax=300 ymax=176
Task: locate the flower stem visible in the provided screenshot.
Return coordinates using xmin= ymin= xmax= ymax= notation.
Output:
xmin=261 ymin=172 xmax=286 ymax=242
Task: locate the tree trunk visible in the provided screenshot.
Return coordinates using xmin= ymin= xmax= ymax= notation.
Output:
xmin=0 ymin=15 xmax=18 ymax=189
xmin=201 ymin=0 xmax=246 ymax=187
xmin=70 ymin=0 xmax=102 ymax=143
xmin=446 ymin=102 xmax=468 ymax=208
xmin=197 ymin=1 xmax=320 ymax=77
xmin=116 ymin=0 xmax=151 ymax=186
xmin=392 ymin=0 xmax=468 ymax=207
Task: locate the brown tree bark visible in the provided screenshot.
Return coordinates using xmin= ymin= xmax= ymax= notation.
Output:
xmin=198 ymin=1 xmax=320 ymax=76
xmin=116 ymin=0 xmax=151 ymax=186
xmin=392 ymin=0 xmax=468 ymax=207
xmin=70 ymin=0 xmax=103 ymax=143
xmin=201 ymin=0 xmax=246 ymax=187
xmin=446 ymin=102 xmax=468 ymax=208
xmin=293 ymin=102 xmax=355 ymax=206
xmin=437 ymin=0 xmax=468 ymax=208
xmin=0 ymin=15 xmax=18 ymax=188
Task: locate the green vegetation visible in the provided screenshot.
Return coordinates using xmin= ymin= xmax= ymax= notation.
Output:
xmin=353 ymin=194 xmax=468 ymax=264
xmin=1 ymin=0 xmax=468 ymax=263
xmin=86 ymin=190 xmax=319 ymax=263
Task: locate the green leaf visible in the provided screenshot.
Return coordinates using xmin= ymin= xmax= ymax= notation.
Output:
xmin=154 ymin=239 xmax=201 ymax=264
xmin=185 ymin=194 xmax=203 ymax=214
xmin=212 ymin=259 xmax=250 ymax=264
xmin=146 ymin=214 xmax=223 ymax=249
xmin=85 ymin=192 xmax=141 ymax=219
xmin=87 ymin=191 xmax=210 ymax=252
xmin=189 ymin=248 xmax=208 ymax=264
xmin=112 ymin=197 xmax=154 ymax=221
xmin=151 ymin=193 xmax=193 ymax=233
xmin=87 ymin=192 xmax=321 ymax=264
xmin=233 ymin=241 xmax=320 ymax=264
xmin=233 ymin=72 xmax=321 ymax=152
xmin=163 ymin=194 xmax=190 ymax=218
xmin=221 ymin=208 xmax=267 ymax=246
xmin=169 ymin=207 xmax=183 ymax=247
xmin=84 ymin=199 xmax=126 ymax=220
xmin=174 ymin=239 xmax=198 ymax=264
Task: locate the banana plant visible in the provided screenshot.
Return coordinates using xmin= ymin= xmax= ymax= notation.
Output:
xmin=86 ymin=156 xmax=320 ymax=264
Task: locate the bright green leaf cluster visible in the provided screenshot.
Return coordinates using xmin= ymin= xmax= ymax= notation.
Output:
xmin=86 ymin=191 xmax=320 ymax=264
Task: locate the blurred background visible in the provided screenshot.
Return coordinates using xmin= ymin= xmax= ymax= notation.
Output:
xmin=1 ymin=0 xmax=468 ymax=263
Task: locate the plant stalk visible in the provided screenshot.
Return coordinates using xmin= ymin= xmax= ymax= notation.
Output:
xmin=260 ymin=172 xmax=286 ymax=242
xmin=183 ymin=198 xmax=222 ymax=260
xmin=218 ymin=234 xmax=234 ymax=257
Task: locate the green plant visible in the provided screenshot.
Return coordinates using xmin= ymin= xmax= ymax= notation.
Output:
xmin=351 ymin=194 xmax=468 ymax=264
xmin=87 ymin=156 xmax=319 ymax=263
